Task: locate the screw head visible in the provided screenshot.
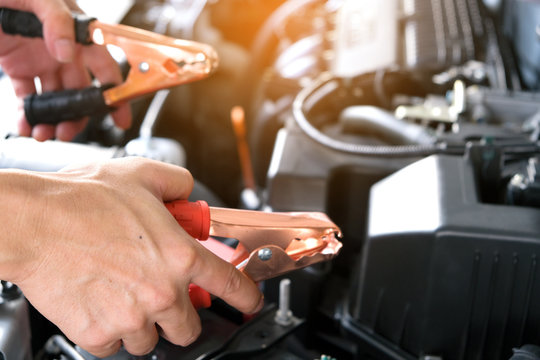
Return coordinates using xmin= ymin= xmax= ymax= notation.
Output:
xmin=258 ymin=248 xmax=272 ymax=261
xmin=139 ymin=61 xmax=150 ymax=73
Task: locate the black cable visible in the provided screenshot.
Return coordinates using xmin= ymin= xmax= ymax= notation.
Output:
xmin=292 ymin=74 xmax=455 ymax=157
xmin=292 ymin=73 xmax=540 ymax=158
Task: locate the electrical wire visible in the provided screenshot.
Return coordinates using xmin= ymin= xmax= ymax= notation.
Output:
xmin=291 ymin=73 xmax=456 ymax=157
xmin=292 ymin=73 xmax=540 ymax=158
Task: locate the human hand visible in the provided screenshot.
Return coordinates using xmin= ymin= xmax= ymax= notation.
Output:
xmin=0 ymin=0 xmax=131 ymax=141
xmin=1 ymin=157 xmax=263 ymax=356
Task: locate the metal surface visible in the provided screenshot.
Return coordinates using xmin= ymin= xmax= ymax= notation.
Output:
xmin=196 ymin=304 xmax=304 ymax=360
xmin=274 ymin=279 xmax=293 ymax=326
xmin=87 ymin=20 xmax=218 ymax=105
xmin=0 ymin=293 xmax=32 ymax=360
xmin=124 ymin=89 xmax=187 ymax=166
xmin=208 ymin=206 xmax=342 ymax=282
xmin=209 ymin=207 xmax=341 ymax=252
xmin=395 ymin=80 xmax=466 ymax=124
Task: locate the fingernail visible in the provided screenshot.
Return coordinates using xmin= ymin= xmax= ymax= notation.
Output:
xmin=54 ymin=39 xmax=74 ymax=63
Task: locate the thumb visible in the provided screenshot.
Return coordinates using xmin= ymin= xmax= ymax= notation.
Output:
xmin=38 ymin=0 xmax=76 ymax=63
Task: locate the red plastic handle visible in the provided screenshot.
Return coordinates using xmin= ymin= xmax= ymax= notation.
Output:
xmin=165 ymin=200 xmax=210 ymax=240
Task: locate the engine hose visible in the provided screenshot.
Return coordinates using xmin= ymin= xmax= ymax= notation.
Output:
xmin=242 ymin=0 xmax=321 ymax=111
xmin=291 ymin=73 xmax=457 ymax=157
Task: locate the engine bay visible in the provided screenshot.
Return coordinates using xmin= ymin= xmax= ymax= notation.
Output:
xmin=2 ymin=0 xmax=540 ymax=359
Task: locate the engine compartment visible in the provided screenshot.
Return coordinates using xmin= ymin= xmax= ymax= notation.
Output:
xmin=2 ymin=0 xmax=540 ymax=359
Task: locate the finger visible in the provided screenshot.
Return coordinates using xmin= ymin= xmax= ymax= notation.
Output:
xmin=80 ymin=339 xmax=122 ymax=359
xmin=191 ymin=248 xmax=263 ymax=314
xmin=9 ymin=78 xmax=34 ymax=136
xmin=110 ymin=103 xmax=132 ymax=130
xmin=26 ymin=71 xmax=61 ymax=140
xmin=154 ymin=292 xmax=202 ymax=347
xmin=83 ymin=45 xmax=123 ymax=86
xmin=121 ymin=324 xmax=159 ymax=356
xmin=26 ymin=72 xmax=64 ymax=141
xmin=17 ymin=115 xmax=32 ymax=137
xmin=37 ymin=72 xmax=62 ymax=93
xmin=55 ymin=119 xmax=88 ymax=141
xmin=137 ymin=160 xmax=194 ymax=201
xmin=0 ymin=0 xmax=76 ymax=62
xmin=9 ymin=77 xmax=36 ymax=98
xmin=32 ymin=124 xmax=56 ymax=141
xmin=35 ymin=0 xmax=75 ymax=63
xmin=0 ymin=40 xmax=59 ymax=79
xmin=82 ymin=46 xmax=132 ymax=130
xmin=54 ymin=58 xmax=92 ymax=141
xmin=60 ymin=51 xmax=92 ymax=89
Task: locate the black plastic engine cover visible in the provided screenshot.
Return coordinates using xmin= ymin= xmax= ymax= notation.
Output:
xmin=347 ymin=155 xmax=540 ymax=360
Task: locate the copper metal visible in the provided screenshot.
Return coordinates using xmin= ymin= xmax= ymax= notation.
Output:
xmin=231 ymin=106 xmax=256 ymax=190
xmin=87 ymin=21 xmax=218 ymax=105
xmin=209 ymin=207 xmax=342 ymax=282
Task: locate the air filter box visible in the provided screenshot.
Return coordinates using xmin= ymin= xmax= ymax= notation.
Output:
xmin=346 ymin=155 xmax=540 ymax=360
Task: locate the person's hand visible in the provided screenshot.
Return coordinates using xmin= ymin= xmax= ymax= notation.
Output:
xmin=0 ymin=0 xmax=131 ymax=141
xmin=0 ymin=157 xmax=263 ymax=357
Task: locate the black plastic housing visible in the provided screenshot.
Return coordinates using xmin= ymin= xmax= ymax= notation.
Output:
xmin=346 ymin=155 xmax=540 ymax=360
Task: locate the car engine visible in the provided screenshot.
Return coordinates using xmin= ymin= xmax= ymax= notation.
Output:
xmin=1 ymin=0 xmax=540 ymax=359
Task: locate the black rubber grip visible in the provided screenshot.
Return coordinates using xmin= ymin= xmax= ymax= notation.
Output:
xmin=0 ymin=8 xmax=95 ymax=44
xmin=0 ymin=8 xmax=43 ymax=38
xmin=24 ymin=86 xmax=113 ymax=126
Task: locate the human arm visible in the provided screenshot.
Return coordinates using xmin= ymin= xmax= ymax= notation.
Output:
xmin=0 ymin=157 xmax=263 ymax=357
xmin=0 ymin=0 xmax=131 ymax=141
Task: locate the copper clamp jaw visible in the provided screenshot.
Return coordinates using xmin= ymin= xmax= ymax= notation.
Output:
xmin=166 ymin=201 xmax=343 ymax=282
xmin=210 ymin=207 xmax=342 ymax=282
xmin=87 ymin=21 xmax=218 ymax=105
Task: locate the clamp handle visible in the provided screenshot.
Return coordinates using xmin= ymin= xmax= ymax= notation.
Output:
xmin=0 ymin=8 xmax=95 ymax=44
xmin=24 ymin=85 xmax=112 ymax=126
xmin=165 ymin=200 xmax=210 ymax=241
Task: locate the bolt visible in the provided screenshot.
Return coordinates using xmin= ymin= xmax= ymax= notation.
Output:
xmin=139 ymin=61 xmax=150 ymax=73
xmin=0 ymin=281 xmax=21 ymax=301
xmin=274 ymin=278 xmax=293 ymax=326
xmin=258 ymin=248 xmax=272 ymax=261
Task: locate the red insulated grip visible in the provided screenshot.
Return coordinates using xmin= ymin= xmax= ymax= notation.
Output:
xmin=165 ymin=200 xmax=210 ymax=240
xmin=189 ymin=284 xmax=212 ymax=309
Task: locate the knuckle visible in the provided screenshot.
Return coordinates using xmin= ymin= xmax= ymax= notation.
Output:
xmin=171 ymin=244 xmax=199 ymax=274
xmin=221 ymin=265 xmax=244 ymax=298
xmin=121 ymin=311 xmax=147 ymax=333
xmin=79 ymin=330 xmax=117 ymax=355
xmin=148 ymin=285 xmax=177 ymax=313
xmin=127 ymin=340 xmax=158 ymax=356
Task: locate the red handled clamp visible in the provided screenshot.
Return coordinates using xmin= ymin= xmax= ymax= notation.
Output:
xmin=165 ymin=200 xmax=343 ymax=309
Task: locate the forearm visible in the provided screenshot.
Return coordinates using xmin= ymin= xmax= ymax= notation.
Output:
xmin=0 ymin=169 xmax=48 ymax=283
